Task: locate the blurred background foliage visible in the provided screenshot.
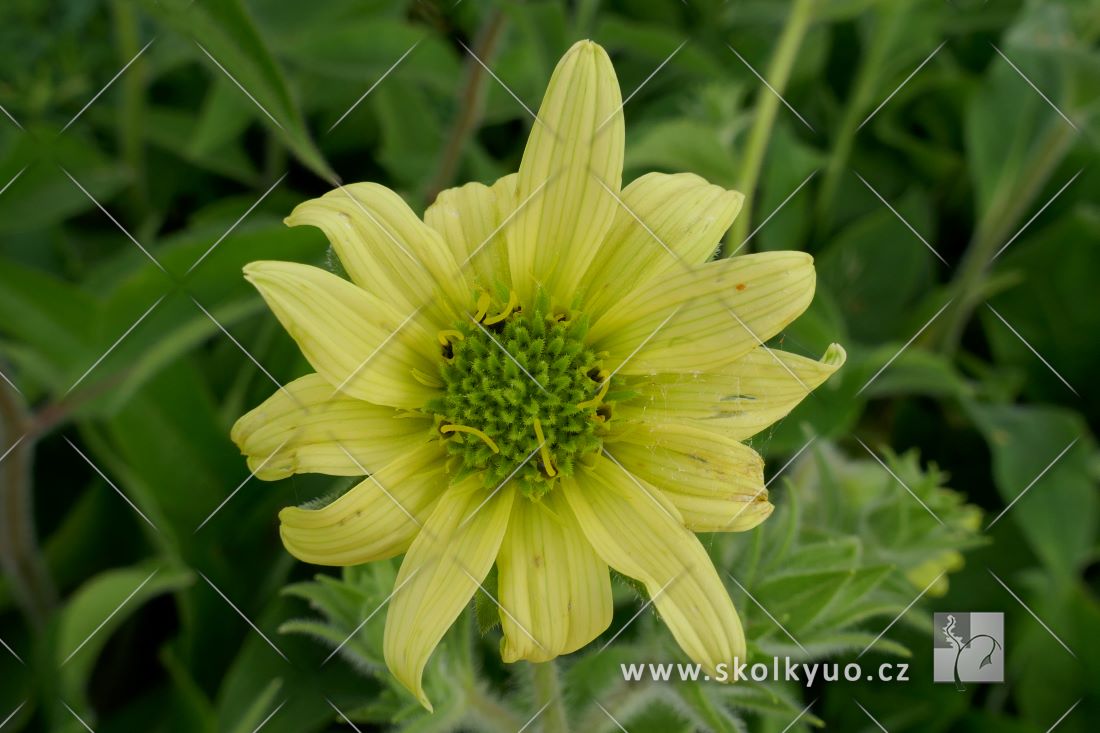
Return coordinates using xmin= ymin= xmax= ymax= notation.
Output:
xmin=0 ymin=0 xmax=1097 ymax=731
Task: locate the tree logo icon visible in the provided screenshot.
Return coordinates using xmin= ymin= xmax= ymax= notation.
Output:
xmin=933 ymin=612 xmax=1005 ymax=687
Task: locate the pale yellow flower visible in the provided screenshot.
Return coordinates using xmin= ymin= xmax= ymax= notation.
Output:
xmin=232 ymin=39 xmax=844 ymax=709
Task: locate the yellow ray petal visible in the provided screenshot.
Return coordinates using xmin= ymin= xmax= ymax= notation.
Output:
xmin=590 ymin=251 xmax=815 ymax=374
xmin=606 ymin=422 xmax=770 ymax=533
xmin=497 ymin=492 xmax=612 ymax=663
xmin=231 ymin=373 xmax=432 ymax=480
xmin=564 ymin=458 xmax=746 ymax=673
xmin=279 ymin=441 xmax=447 ymax=565
xmin=384 ymin=479 xmax=515 ymax=710
xmin=286 ymin=182 xmax=470 ymax=317
xmin=244 ymin=261 xmax=440 ymax=410
xmin=582 ymin=173 xmax=744 ymax=318
xmin=509 ymin=40 xmax=624 ymax=305
xmin=424 ymin=176 xmax=514 ymax=290
xmin=619 ymin=344 xmax=847 ymax=440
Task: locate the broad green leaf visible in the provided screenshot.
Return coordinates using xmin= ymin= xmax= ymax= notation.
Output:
xmin=965 ymin=402 xmax=1097 ymax=580
xmin=139 ymin=0 xmax=334 ymax=182
xmin=55 ymin=564 xmax=194 ymax=705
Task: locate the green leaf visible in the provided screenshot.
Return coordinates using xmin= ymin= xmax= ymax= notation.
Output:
xmin=55 ymin=563 xmax=194 ymax=706
xmin=139 ymin=0 xmax=334 ymax=182
xmin=965 ymin=402 xmax=1097 ymax=580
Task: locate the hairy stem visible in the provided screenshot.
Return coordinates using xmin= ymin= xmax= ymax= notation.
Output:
xmin=532 ymin=660 xmax=569 ymax=733
xmin=724 ymin=0 xmax=817 ymax=255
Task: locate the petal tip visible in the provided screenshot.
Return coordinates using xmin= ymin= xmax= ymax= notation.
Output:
xmin=823 ymin=342 xmax=847 ymax=368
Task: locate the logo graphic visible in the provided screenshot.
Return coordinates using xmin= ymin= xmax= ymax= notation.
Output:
xmin=933 ymin=612 xmax=1004 ymax=688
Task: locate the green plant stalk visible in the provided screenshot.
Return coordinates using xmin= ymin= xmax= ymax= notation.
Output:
xmin=532 ymin=660 xmax=569 ymax=733
xmin=110 ymin=0 xmax=149 ymax=218
xmin=422 ymin=10 xmax=507 ymax=205
xmin=465 ymin=683 xmax=528 ymax=733
xmin=937 ymin=121 xmax=1076 ymax=352
xmin=815 ymin=1 xmax=909 ymax=231
xmin=724 ymin=0 xmax=817 ymax=255
xmin=0 ymin=385 xmax=55 ymax=626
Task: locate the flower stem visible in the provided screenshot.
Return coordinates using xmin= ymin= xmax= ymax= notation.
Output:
xmin=936 ymin=122 xmax=1075 ymax=353
xmin=532 ymin=660 xmax=569 ymax=733
xmin=422 ymin=9 xmax=507 ymax=205
xmin=0 ymin=384 xmax=55 ymax=626
xmin=724 ymin=0 xmax=817 ymax=255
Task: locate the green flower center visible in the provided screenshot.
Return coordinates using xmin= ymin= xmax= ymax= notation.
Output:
xmin=429 ymin=294 xmax=612 ymax=499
